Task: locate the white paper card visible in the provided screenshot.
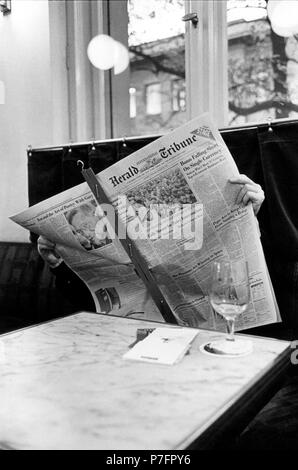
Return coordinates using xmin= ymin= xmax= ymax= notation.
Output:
xmin=123 ymin=327 xmax=199 ymax=365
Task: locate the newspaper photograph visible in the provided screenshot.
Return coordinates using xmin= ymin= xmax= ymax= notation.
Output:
xmin=10 ymin=113 xmax=280 ymax=331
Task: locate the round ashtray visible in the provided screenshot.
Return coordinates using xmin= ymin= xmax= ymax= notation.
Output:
xmin=200 ymin=339 xmax=253 ymax=357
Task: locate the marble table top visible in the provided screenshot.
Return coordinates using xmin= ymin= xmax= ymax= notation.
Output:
xmin=0 ymin=312 xmax=291 ymax=450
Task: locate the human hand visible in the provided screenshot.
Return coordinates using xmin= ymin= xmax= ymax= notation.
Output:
xmin=37 ymin=235 xmax=63 ymax=268
xmin=229 ymin=174 xmax=265 ymax=215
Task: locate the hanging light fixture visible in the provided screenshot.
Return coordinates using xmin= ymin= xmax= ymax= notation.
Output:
xmin=267 ymin=0 xmax=298 ymax=37
xmin=113 ymin=40 xmax=130 ymax=75
xmin=87 ymin=34 xmax=129 ymax=75
xmin=0 ymin=0 xmax=11 ymax=15
xmin=87 ymin=35 xmax=116 ymax=71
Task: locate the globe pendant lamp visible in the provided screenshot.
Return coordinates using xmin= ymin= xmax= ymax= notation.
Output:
xmin=267 ymin=0 xmax=298 ymax=37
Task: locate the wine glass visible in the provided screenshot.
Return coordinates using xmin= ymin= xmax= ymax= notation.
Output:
xmin=204 ymin=260 xmax=253 ymax=356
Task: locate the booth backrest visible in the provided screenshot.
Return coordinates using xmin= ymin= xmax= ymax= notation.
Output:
xmin=0 ymin=242 xmax=78 ymax=333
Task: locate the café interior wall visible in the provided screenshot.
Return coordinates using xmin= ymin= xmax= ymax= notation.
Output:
xmin=0 ymin=0 xmax=64 ymax=242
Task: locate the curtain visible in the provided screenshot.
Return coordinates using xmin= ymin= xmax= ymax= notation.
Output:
xmin=257 ymin=125 xmax=298 ymax=335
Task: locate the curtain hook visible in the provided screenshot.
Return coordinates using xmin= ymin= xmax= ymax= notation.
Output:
xmin=77 ymin=160 xmax=85 ymax=171
xmin=68 ymin=141 xmax=73 ymax=153
xmin=91 ymin=141 xmax=96 ymax=151
xmin=27 ymin=144 xmax=32 ymax=157
xmin=122 ymin=135 xmax=127 ymax=148
xmin=267 ymin=117 xmax=273 ymax=132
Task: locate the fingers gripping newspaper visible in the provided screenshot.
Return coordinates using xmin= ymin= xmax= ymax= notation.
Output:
xmin=11 ymin=113 xmax=279 ymax=330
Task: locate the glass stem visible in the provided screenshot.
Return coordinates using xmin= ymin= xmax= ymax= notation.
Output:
xmin=226 ymin=319 xmax=235 ymax=341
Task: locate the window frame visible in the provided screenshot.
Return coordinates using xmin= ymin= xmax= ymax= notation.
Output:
xmin=61 ymin=0 xmax=229 ymax=141
xmin=185 ymin=0 xmax=228 ymax=127
xmin=108 ymin=0 xmax=229 ymax=136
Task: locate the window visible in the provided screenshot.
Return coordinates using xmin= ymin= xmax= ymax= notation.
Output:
xmin=172 ymin=79 xmax=186 ymax=112
xmin=126 ymin=0 xmax=187 ymax=135
xmin=108 ymin=0 xmax=228 ymax=136
xmin=145 ymin=83 xmax=161 ymax=115
xmin=129 ymin=87 xmax=137 ymax=118
xmin=65 ymin=0 xmax=298 ymax=141
xmin=108 ymin=0 xmax=298 ymax=138
xmin=227 ymin=0 xmax=298 ymax=125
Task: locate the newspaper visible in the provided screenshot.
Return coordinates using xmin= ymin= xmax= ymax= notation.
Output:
xmin=10 ymin=113 xmax=280 ymax=331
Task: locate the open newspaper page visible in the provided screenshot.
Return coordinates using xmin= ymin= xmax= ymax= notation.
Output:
xmin=97 ymin=113 xmax=280 ymax=331
xmin=10 ymin=181 xmax=164 ymax=323
xmin=11 ymin=113 xmax=280 ymax=331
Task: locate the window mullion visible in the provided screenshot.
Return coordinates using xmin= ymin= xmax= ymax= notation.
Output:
xmin=185 ymin=0 xmax=228 ymax=127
